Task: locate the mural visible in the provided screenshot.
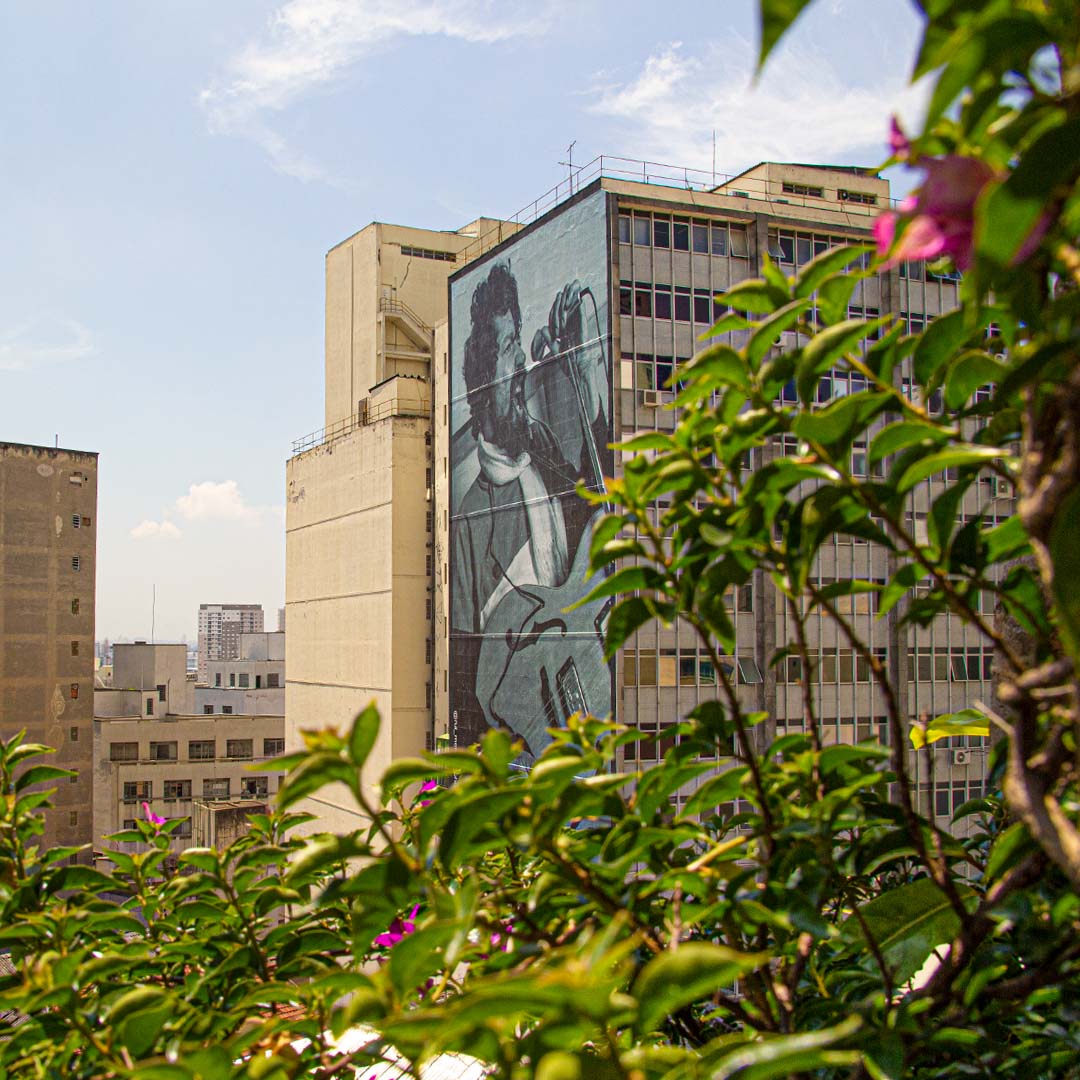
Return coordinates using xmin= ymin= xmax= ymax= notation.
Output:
xmin=449 ymin=190 xmax=613 ymax=760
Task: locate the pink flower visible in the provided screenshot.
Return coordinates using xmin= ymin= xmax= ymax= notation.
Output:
xmin=876 ymin=155 xmax=997 ymax=271
xmin=418 ymin=778 xmax=438 ymax=808
xmin=142 ymin=802 xmax=166 ymax=828
xmin=374 ymin=904 xmax=420 ymax=949
xmin=888 ymin=116 xmax=911 ymax=162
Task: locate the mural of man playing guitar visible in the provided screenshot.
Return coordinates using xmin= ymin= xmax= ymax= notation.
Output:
xmin=450 ymin=260 xmax=613 ymax=759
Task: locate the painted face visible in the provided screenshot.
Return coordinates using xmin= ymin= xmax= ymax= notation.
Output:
xmin=490 ymin=310 xmax=525 ymax=424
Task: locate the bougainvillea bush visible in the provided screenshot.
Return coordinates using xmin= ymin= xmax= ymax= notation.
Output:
xmin=3 ymin=0 xmax=1080 ymax=1076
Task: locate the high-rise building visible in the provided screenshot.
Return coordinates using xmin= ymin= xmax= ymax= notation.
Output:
xmin=0 ymin=441 xmax=98 ymax=853
xmin=196 ymin=603 xmax=264 ymax=684
xmin=285 ymin=218 xmax=516 ymax=831
xmin=435 ymin=160 xmax=996 ymax=826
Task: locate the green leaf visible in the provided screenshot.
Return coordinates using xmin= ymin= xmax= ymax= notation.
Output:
xmin=792 ymin=391 xmax=890 ymax=452
xmin=387 ymin=921 xmax=459 ymax=997
xmin=913 ymin=309 xmax=969 ymax=385
xmin=894 ymin=445 xmax=1007 ymax=494
xmin=757 ymin=0 xmax=816 ymax=68
xmin=843 ymin=877 xmax=974 ymax=985
xmin=347 ymin=702 xmax=380 ymax=769
xmin=571 ymin=565 xmax=667 ymax=610
xmin=633 ymin=942 xmax=769 ymax=1034
xmin=13 ymin=764 xmax=75 ymax=791
xmin=746 ymin=298 xmax=810 ymax=369
xmin=708 ymin=1016 xmax=863 ymax=1080
xmin=944 ymin=350 xmax=1007 ymax=411
xmin=718 ymin=278 xmax=789 ymax=315
xmin=910 ymin=709 xmax=990 ymax=749
xmin=1001 ymin=109 xmax=1078 ymax=249
xmin=986 ymin=821 xmax=1032 ymax=881
xmin=794 ymin=243 xmax=874 ymax=299
xmin=119 ymin=1001 xmax=172 ymax=1058
xmin=796 ymin=318 xmax=889 ymax=403
xmin=604 ymin=597 xmax=658 ymax=658
xmin=1048 ymin=486 xmax=1080 ymax=659
xmin=868 ymin=421 xmax=954 ymax=464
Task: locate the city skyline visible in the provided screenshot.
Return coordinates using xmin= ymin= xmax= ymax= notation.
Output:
xmin=0 ymin=0 xmax=927 ymax=641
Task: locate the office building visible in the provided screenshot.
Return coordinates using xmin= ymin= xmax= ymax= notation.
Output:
xmin=0 ymin=441 xmax=97 ymax=854
xmin=436 ymin=159 xmax=996 ymax=824
xmin=93 ymin=641 xmax=283 ymax=863
xmin=197 ymin=630 xmax=284 ymax=715
xmin=285 ymin=218 xmax=516 ymax=830
xmin=197 ymin=603 xmax=264 ymax=684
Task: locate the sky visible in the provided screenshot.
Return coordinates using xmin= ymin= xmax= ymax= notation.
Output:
xmin=0 ymin=0 xmax=928 ymax=643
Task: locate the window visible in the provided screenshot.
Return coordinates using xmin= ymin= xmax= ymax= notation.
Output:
xmin=399 ymin=244 xmax=455 ymax=262
xmin=150 ymin=742 xmax=177 ymax=761
xmin=238 ymin=674 xmax=250 ymax=688
xmin=693 ymin=290 xmax=712 ymax=324
xmin=215 ymin=673 xmax=221 ymax=687
xmin=189 ymin=740 xmax=215 ymax=760
xmin=227 ymin=739 xmax=253 ymax=760
xmin=72 ymin=514 xmax=81 ymax=529
xmin=171 ymin=818 xmax=193 ymax=839
xmin=241 ymin=777 xmax=269 ymax=798
xmin=633 ymin=215 xmax=650 ymax=246
xmin=711 ymin=223 xmax=728 ymax=256
xmin=70 ymin=683 xmax=79 ymax=700
xmin=164 ymin=779 xmax=191 ymax=801
xmin=203 ymin=705 xmax=214 ymax=715
xmin=782 ymin=181 xmax=824 ymax=198
xmin=692 ymin=220 xmax=709 ymax=253
xmin=634 ymin=284 xmax=652 ymax=318
xmin=619 ymin=281 xmax=632 ymax=316
xmin=110 ymin=742 xmax=138 ymax=762
xmin=222 ymin=705 xmax=233 ymax=715
xmin=229 ymin=673 xmax=236 ymax=687
xmin=122 ymin=819 xmax=138 ymax=831
xmin=737 ymin=657 xmax=762 ymax=684
xmin=618 ymin=214 xmax=631 ymax=243
xmin=729 ymin=226 xmax=749 ymax=257
xmin=653 ymin=284 xmax=672 ymax=320
xmin=674 ymin=286 xmax=691 ymax=322
xmin=82 ymin=515 xmax=91 ymax=527
xmin=838 ymin=189 xmax=877 ymax=206
xmin=69 ymin=811 xmax=78 ymax=827
xmin=146 ymin=697 xmax=154 ymax=716
xmin=264 ymin=738 xmax=285 ymax=757
xmin=71 ymin=598 xmax=80 ymax=615
xmin=673 ymin=218 xmax=690 ymax=251
xmin=267 ymin=673 xmax=280 ymax=689
xmin=203 ymin=778 xmax=230 ymax=799
xmin=70 ymin=725 xmax=79 ymax=742
xmin=122 ymin=780 xmax=151 ymax=802
xmin=653 ymin=217 xmax=670 ymax=248
xmin=157 ymin=684 xmax=166 ymax=702
xmin=72 ymin=556 xmax=80 ymax=572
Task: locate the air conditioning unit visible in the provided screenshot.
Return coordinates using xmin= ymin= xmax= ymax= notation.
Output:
xmin=952 ymin=749 xmax=972 ymax=766
xmin=989 ymin=476 xmax=1011 ymax=500
xmin=641 ymin=389 xmax=662 ymax=408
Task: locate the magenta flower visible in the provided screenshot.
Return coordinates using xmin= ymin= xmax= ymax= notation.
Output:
xmin=374 ymin=904 xmax=420 ymax=949
xmin=888 ymin=116 xmax=911 ymax=162
xmin=142 ymin=801 xmax=166 ymax=828
xmin=418 ymin=778 xmax=438 ymax=808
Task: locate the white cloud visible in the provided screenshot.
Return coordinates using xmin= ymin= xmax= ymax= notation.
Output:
xmin=202 ymin=0 xmax=553 ymax=180
xmin=587 ymin=38 xmax=930 ymax=177
xmin=0 ymin=315 xmax=96 ymax=372
xmin=175 ymin=480 xmax=260 ymax=523
xmin=131 ymin=520 xmax=182 ymax=541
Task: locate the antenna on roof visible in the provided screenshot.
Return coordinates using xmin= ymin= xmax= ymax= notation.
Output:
xmin=152 ymin=584 xmax=156 ymax=644
xmin=559 ymin=140 xmax=577 ymax=197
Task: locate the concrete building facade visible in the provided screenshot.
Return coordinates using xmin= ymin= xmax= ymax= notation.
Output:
xmin=197 ymin=603 xmax=264 ymax=684
xmin=285 ymin=218 xmax=514 ymax=830
xmin=197 ymin=630 xmax=285 ymax=715
xmin=0 ymin=441 xmax=98 ymax=853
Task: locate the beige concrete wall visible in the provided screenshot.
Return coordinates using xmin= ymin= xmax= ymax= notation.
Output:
xmin=112 ymin=643 xmax=192 ymax=716
xmin=433 ymin=321 xmax=451 ymax=743
xmin=92 ymin=713 xmax=284 ymax=861
xmin=0 ymin=442 xmax=97 ymax=854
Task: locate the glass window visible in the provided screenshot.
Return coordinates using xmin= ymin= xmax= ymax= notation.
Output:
xmin=264 ymin=738 xmax=285 ymax=757
xmin=214 ymin=673 xmax=221 ymax=687
xmin=711 ymin=224 xmax=728 ymax=256
xmin=149 ymin=742 xmax=176 ymax=761
xmin=110 ymin=742 xmax=138 ymax=762
xmin=164 ymin=779 xmax=191 ymax=801
xmin=693 ymin=291 xmax=712 ymax=324
xmin=655 ymin=358 xmax=673 ymax=391
xmin=796 ymin=235 xmax=813 ymax=264
xmin=638 ymin=653 xmax=657 ymax=686
xmin=238 ymin=673 xmax=250 ymax=688
xmin=634 ymin=286 xmax=652 ymax=318
xmin=619 ymin=283 xmax=632 ymax=316
xmin=673 ymin=219 xmax=690 ymax=251
xmin=203 ymin=778 xmax=230 ymax=799
xmin=122 ymin=781 xmax=151 ymax=801
xmin=227 ymin=739 xmax=253 ymax=760
xmin=737 ymin=657 xmax=762 ymax=684
xmin=729 ymin=226 xmax=749 ymax=257
xmin=633 ymin=215 xmax=650 ymax=246
xmin=618 ymin=214 xmax=631 ymax=244
xmin=653 ymin=218 xmax=670 ymax=248
xmin=692 ymin=221 xmax=709 ymax=253
xmin=241 ymin=776 xmax=269 ymax=798
xmin=189 ymin=740 xmax=215 ymax=760
xmin=674 ymin=287 xmax=691 ymax=322
xmin=203 ymin=705 xmax=214 ymax=714
xmin=654 ymin=285 xmax=672 ymax=320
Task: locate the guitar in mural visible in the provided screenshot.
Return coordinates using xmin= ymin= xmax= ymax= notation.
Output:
xmin=475 ymin=512 xmax=613 ymax=757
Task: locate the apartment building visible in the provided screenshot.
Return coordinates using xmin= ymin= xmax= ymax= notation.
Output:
xmin=434 ymin=159 xmax=996 ymax=825
xmin=197 ymin=630 xmax=284 ymax=715
xmin=197 ymin=603 xmax=264 ymax=684
xmin=0 ymin=441 xmax=97 ymax=854
xmin=285 ymin=217 xmax=517 ymax=831
xmin=93 ymin=640 xmax=283 ymax=860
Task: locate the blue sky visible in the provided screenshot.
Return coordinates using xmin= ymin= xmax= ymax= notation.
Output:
xmin=0 ymin=0 xmax=926 ymax=643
